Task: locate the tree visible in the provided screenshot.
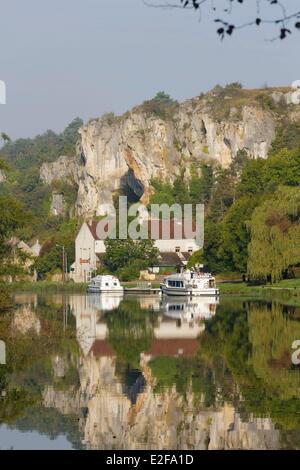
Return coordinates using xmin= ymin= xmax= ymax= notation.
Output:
xmin=103 ymin=238 xmax=159 ymax=276
xmin=236 ymin=158 xmax=267 ymax=197
xmin=141 ymin=92 xmax=178 ymax=120
xmin=218 ymin=195 xmax=260 ymax=273
xmin=189 ymin=163 xmax=213 ymax=205
xmin=0 ymin=132 xmax=11 ymax=143
xmin=146 ymin=0 xmax=300 ymax=40
xmin=0 ymin=196 xmax=28 ymax=257
xmin=248 ymin=186 xmax=300 ymax=283
xmin=34 ymin=218 xmax=80 ymax=279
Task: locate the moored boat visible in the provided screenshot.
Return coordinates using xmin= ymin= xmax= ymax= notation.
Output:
xmin=87 ymin=275 xmax=124 ymax=294
xmin=160 ymin=270 xmax=219 ymax=297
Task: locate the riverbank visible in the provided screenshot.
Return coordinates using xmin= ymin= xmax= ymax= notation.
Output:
xmin=2 ymin=279 xmax=300 ymax=299
xmin=219 ymin=279 xmax=300 ymax=298
xmin=2 ymin=281 xmax=88 ymax=293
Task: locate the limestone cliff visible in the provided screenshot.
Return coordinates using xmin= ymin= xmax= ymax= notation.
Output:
xmin=40 ymin=86 xmax=300 ymax=217
xmin=43 ymin=355 xmax=280 ymax=450
xmin=40 ymin=155 xmax=78 ymax=185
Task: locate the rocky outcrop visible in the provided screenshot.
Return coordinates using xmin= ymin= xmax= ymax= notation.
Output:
xmin=40 ymin=155 xmax=78 ymax=185
xmin=12 ymin=305 xmax=41 ymax=335
xmin=43 ymin=355 xmax=280 ymax=450
xmin=39 ymin=87 xmax=300 ymax=217
xmin=271 ymin=88 xmax=300 ymax=106
xmin=50 ymin=193 xmax=67 ymax=216
xmin=75 ymin=102 xmax=276 ymax=215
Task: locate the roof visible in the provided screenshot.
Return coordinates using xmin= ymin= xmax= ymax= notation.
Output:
xmin=89 ymin=340 xmax=115 ymax=357
xmin=146 ymin=339 xmax=199 ymax=357
xmin=85 ymin=218 xmax=198 ymax=242
xmin=86 ymin=221 xmax=101 ymax=240
xmin=89 ymin=339 xmax=199 ymax=358
xmin=156 ymin=252 xmax=188 ymax=267
xmin=142 ymin=219 xmax=197 ymax=241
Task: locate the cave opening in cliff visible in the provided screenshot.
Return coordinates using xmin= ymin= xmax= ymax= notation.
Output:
xmin=120 ymin=170 xmax=145 ymax=204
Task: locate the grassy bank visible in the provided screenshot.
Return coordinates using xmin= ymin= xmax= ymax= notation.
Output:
xmin=219 ymin=279 xmax=300 ymax=298
xmin=3 ymin=281 xmax=88 ymax=293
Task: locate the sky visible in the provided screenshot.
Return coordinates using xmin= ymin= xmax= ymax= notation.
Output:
xmin=0 ymin=0 xmax=299 ymax=139
xmin=0 ymin=425 xmax=72 ymax=450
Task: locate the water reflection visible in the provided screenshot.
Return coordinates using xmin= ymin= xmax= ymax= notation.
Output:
xmin=0 ymin=293 xmax=299 ymax=449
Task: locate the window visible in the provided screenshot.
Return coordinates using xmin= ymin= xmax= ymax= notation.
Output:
xmin=105 ymin=282 xmax=109 ymax=287
xmin=188 ymin=247 xmax=193 ymax=254
xmin=175 ymin=246 xmax=180 ymax=253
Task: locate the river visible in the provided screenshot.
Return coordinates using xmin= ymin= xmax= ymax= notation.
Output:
xmin=0 ymin=292 xmax=299 ymax=450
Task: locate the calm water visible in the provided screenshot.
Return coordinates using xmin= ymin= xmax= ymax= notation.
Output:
xmin=0 ymin=292 xmax=300 ymax=450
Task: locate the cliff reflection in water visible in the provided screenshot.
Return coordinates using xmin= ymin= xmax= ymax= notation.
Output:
xmin=1 ymin=293 xmax=300 ymax=449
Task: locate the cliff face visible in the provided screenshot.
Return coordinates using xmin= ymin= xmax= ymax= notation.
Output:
xmin=40 ymin=155 xmax=78 ymax=185
xmin=74 ymin=102 xmax=275 ymax=216
xmin=39 ymin=87 xmax=300 ymax=217
xmin=43 ymin=355 xmax=280 ymax=450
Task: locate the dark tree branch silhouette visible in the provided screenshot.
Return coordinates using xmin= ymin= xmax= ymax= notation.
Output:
xmin=144 ymin=0 xmax=300 ymax=40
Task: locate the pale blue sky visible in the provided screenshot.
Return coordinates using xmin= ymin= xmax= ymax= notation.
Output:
xmin=0 ymin=0 xmax=299 ymax=139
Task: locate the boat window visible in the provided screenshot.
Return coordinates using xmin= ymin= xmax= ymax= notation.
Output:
xmin=114 ymin=282 xmax=118 ymax=286
xmin=169 ymin=304 xmax=184 ymax=311
xmin=105 ymin=282 xmax=109 ymax=286
xmin=175 ymin=246 xmax=180 ymax=253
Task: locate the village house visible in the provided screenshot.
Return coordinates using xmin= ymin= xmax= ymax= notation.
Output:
xmin=71 ymin=219 xmax=200 ymax=283
xmin=2 ymin=238 xmax=42 ymax=283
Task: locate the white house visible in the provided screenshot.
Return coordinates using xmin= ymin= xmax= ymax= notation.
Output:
xmin=71 ymin=219 xmax=200 ymax=283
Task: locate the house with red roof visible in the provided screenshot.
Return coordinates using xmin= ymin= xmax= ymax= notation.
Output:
xmin=71 ymin=218 xmax=200 ymax=283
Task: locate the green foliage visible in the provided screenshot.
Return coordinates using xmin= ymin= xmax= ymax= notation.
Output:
xmin=117 ymin=260 xmax=148 ymax=281
xmin=150 ymin=163 xmax=213 ymax=209
xmin=0 ymin=118 xmax=82 ymax=236
xmin=19 ymin=168 xmax=40 ymax=193
xmin=105 ymin=299 xmax=157 ymax=367
xmin=103 ymin=238 xmax=159 ymax=276
xmin=149 ymin=178 xmax=176 ymax=207
xmin=186 ymin=249 xmax=203 ymax=269
xmin=217 ymin=196 xmax=260 ymax=272
xmin=248 ymin=186 xmax=300 ymax=282
xmin=51 ymin=180 xmax=78 ymax=207
xmin=200 ymin=301 xmax=300 ymax=432
xmin=0 ymin=196 xmax=30 ymax=275
xmin=0 ymin=118 xmax=83 ymax=171
xmin=141 ymin=92 xmax=179 ymax=120
xmin=270 ymin=122 xmax=300 ymax=155
xmin=34 ymin=217 xmax=81 ymax=279
xmin=0 ymin=288 xmax=13 ymax=310
xmin=236 ymin=158 xmax=266 ymax=196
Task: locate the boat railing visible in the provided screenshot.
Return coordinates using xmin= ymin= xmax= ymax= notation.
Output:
xmin=137 ymin=281 xmax=152 ymax=290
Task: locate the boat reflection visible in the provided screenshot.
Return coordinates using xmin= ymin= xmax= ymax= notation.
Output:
xmin=161 ymin=296 xmax=218 ymax=321
xmin=70 ymin=293 xmax=217 ymax=359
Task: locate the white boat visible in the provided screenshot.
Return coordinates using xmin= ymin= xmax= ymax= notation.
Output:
xmin=87 ymin=275 xmax=124 ymax=294
xmin=162 ymin=296 xmax=218 ymax=321
xmin=160 ymin=270 xmax=219 ymax=297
